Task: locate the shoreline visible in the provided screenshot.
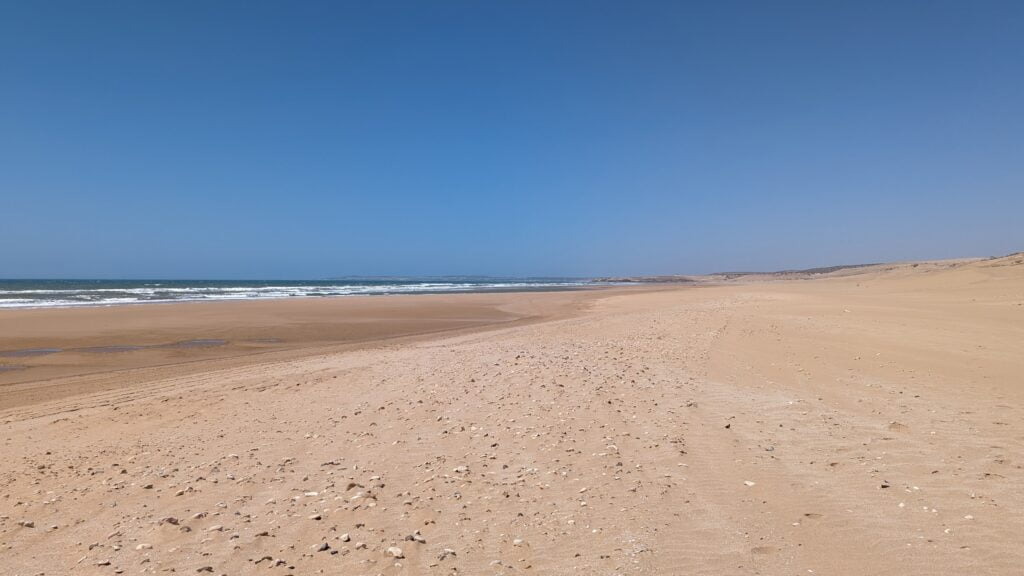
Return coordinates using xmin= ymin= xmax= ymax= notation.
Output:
xmin=0 ymin=286 xmax=597 ymax=311
xmin=0 ymin=280 xmax=608 ymax=311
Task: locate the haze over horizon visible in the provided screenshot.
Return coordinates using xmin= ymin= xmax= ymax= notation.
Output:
xmin=2 ymin=1 xmax=1022 ymax=279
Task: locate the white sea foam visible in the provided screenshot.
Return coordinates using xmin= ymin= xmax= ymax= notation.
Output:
xmin=0 ymin=281 xmax=595 ymax=309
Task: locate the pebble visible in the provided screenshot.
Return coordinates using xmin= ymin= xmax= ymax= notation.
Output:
xmin=387 ymin=546 xmax=404 ymax=558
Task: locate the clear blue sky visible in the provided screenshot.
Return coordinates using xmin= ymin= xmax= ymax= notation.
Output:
xmin=2 ymin=1 xmax=1021 ymax=278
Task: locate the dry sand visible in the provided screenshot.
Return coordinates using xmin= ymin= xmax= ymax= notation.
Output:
xmin=1 ymin=255 xmax=1022 ymax=575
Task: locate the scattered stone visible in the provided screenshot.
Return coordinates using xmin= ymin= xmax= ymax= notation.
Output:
xmin=387 ymin=546 xmax=404 ymax=559
xmin=439 ymin=548 xmax=457 ymax=561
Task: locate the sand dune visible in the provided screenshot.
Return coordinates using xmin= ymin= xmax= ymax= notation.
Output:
xmin=2 ymin=257 xmax=1022 ymax=575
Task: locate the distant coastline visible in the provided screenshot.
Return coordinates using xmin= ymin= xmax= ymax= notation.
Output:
xmin=593 ymin=262 xmax=882 ymax=284
xmin=593 ymin=254 xmax=1022 ymax=284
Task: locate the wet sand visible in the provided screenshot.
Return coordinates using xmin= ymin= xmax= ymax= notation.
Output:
xmin=1 ymin=256 xmax=1023 ymax=575
xmin=0 ymin=289 xmax=616 ymax=411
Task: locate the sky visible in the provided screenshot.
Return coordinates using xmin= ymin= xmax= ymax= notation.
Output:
xmin=1 ymin=1 xmax=1022 ymax=278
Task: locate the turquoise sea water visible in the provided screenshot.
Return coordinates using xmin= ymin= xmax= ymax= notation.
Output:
xmin=0 ymin=278 xmax=599 ymax=309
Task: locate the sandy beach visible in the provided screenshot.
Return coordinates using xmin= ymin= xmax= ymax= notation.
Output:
xmin=0 ymin=289 xmax=609 ymax=411
xmin=2 ymin=256 xmax=1022 ymax=575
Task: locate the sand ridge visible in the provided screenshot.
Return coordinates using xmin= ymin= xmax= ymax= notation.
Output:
xmin=1 ymin=257 xmax=1022 ymax=575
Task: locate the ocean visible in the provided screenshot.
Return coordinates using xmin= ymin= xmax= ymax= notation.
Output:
xmin=0 ymin=278 xmax=599 ymax=309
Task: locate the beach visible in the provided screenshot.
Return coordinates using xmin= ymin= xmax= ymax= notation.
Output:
xmin=2 ymin=256 xmax=1023 ymax=575
xmin=0 ymin=290 xmax=603 ymax=411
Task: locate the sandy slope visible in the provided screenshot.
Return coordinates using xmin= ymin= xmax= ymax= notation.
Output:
xmin=1 ymin=256 xmax=1022 ymax=575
